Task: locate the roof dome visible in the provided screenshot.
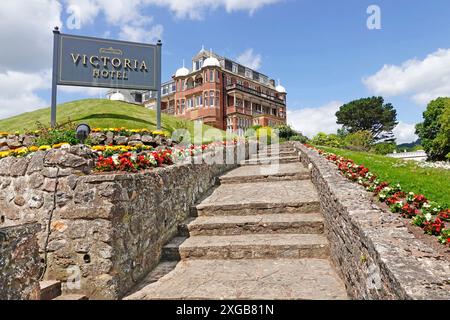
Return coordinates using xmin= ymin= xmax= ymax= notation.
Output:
xmin=202 ymin=55 xmax=220 ymax=68
xmin=276 ymin=80 xmax=287 ymax=94
xmin=110 ymin=92 xmax=125 ymax=101
xmin=175 ymin=66 xmax=189 ymax=77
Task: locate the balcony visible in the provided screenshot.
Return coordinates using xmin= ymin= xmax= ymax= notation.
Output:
xmin=226 ymin=84 xmax=286 ymax=105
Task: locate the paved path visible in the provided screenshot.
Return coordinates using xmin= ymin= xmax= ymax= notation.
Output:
xmin=125 ymin=145 xmax=347 ymax=300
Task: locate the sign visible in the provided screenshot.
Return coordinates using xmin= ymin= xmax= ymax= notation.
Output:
xmin=51 ymin=27 xmax=162 ymax=128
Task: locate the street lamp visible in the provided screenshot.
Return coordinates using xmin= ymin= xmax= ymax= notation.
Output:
xmin=76 ymin=124 xmax=91 ymax=144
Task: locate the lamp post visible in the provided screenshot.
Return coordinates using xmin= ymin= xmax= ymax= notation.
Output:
xmin=76 ymin=124 xmax=91 ymax=144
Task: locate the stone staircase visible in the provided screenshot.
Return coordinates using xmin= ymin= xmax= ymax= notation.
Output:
xmin=39 ymin=280 xmax=88 ymax=300
xmin=125 ymin=144 xmax=347 ymax=300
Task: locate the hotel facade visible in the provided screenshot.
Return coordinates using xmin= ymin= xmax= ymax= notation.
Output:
xmin=107 ymin=48 xmax=287 ymax=135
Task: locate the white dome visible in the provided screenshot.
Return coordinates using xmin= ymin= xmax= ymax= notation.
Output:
xmin=175 ymin=67 xmax=189 ymax=77
xmin=202 ymin=56 xmax=220 ymax=68
xmin=276 ymin=84 xmax=287 ymax=94
xmin=110 ymin=92 xmax=125 ymax=101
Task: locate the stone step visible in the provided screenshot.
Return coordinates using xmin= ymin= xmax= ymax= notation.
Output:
xmin=220 ymin=163 xmax=310 ymax=184
xmin=53 ymin=294 xmax=88 ymax=300
xmin=181 ymin=213 xmax=324 ymax=236
xmin=251 ymin=150 xmax=298 ymax=157
xmin=176 ymin=234 xmax=330 ymax=260
xmin=124 ymin=259 xmax=348 ymax=300
xmin=161 ymin=236 xmax=187 ymax=261
xmin=40 ymin=280 xmax=62 ymax=300
xmin=241 ymin=156 xmax=299 ymax=165
xmin=196 ymin=180 xmax=320 ymax=216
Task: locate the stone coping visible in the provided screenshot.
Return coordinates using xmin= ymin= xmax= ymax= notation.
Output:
xmin=291 ymin=142 xmax=450 ymax=300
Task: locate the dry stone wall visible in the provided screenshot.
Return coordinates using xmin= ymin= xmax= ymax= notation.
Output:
xmin=0 ymin=131 xmax=173 ymax=152
xmin=0 ymin=144 xmax=248 ymax=299
xmin=291 ymin=142 xmax=450 ymax=300
xmin=0 ymin=223 xmax=41 ymax=300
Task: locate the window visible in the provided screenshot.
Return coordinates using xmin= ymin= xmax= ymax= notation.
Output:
xmin=181 ymin=99 xmax=185 ymax=113
xmin=226 ymin=77 xmax=231 ymax=86
xmin=194 ymin=59 xmax=203 ymax=71
xmin=171 ymin=82 xmax=176 ymax=92
xmin=232 ymin=63 xmax=238 ymax=74
xmin=209 ymin=70 xmax=214 ymax=82
xmin=216 ymin=70 xmax=220 ymax=83
xmin=245 ymin=69 xmax=252 ymax=79
xmin=187 ymin=98 xmax=193 ymax=109
xmin=216 ymin=91 xmax=219 ymax=107
xmin=204 ymin=92 xmax=209 ymax=107
xmin=209 ymin=91 xmax=215 ymax=107
xmin=236 ymin=79 xmax=242 ymax=85
xmin=195 ymin=95 xmax=203 ymax=107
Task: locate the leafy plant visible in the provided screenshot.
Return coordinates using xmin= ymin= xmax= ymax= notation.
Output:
xmin=416 ymin=97 xmax=450 ymax=161
xmin=344 ymin=130 xmax=374 ymax=151
xmin=33 ymin=121 xmax=79 ymax=146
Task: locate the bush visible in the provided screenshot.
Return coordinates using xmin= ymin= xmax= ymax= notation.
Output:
xmin=311 ymin=132 xmax=342 ymax=148
xmin=415 ymin=97 xmax=450 ymax=161
xmin=343 ymin=130 xmax=373 ymax=151
xmin=275 ymin=124 xmax=296 ymax=140
xmin=289 ymin=135 xmax=309 ymax=143
xmin=256 ymin=126 xmax=277 ymax=145
xmin=372 ymin=142 xmax=396 ymax=155
xmin=33 ymin=122 xmax=79 ymax=146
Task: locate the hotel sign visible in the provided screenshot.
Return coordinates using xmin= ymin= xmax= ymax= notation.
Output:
xmin=50 ymin=28 xmax=162 ymax=127
xmin=57 ymin=34 xmax=158 ymax=90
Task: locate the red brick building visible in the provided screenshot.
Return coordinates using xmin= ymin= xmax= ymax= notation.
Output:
xmin=110 ymin=48 xmax=287 ymax=135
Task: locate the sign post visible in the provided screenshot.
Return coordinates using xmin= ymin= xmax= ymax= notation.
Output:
xmin=156 ymin=40 xmax=162 ymax=130
xmin=51 ymin=27 xmax=61 ymax=128
xmin=50 ymin=27 xmax=162 ymax=128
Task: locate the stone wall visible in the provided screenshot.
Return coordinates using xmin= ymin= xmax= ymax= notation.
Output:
xmin=0 ymin=131 xmax=172 ymax=152
xmin=291 ymin=142 xmax=450 ymax=300
xmin=0 ymin=223 xmax=41 ymax=300
xmin=0 ymin=144 xmax=248 ymax=299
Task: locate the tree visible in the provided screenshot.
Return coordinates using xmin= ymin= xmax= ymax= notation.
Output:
xmin=336 ymin=97 xmax=398 ymax=141
xmin=415 ymin=97 xmax=450 ymax=161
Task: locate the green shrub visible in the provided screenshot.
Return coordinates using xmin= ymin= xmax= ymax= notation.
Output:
xmin=415 ymin=97 xmax=450 ymax=161
xmin=372 ymin=142 xmax=396 ymax=155
xmin=275 ymin=124 xmax=296 ymax=140
xmin=311 ymin=132 xmax=342 ymax=148
xmin=344 ymin=130 xmax=373 ymax=151
xmin=33 ymin=121 xmax=79 ymax=146
xmin=289 ymin=135 xmax=308 ymax=143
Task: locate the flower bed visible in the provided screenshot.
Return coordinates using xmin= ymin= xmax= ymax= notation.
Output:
xmin=305 ymin=144 xmax=450 ymax=246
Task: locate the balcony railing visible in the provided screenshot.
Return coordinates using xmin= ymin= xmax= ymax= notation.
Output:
xmin=226 ymin=84 xmax=286 ymax=105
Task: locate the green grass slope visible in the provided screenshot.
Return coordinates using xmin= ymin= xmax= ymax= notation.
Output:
xmin=0 ymin=99 xmax=218 ymax=136
xmin=320 ymin=147 xmax=450 ymax=206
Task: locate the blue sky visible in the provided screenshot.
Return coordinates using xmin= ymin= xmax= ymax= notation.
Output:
xmin=1 ymin=0 xmax=450 ymax=142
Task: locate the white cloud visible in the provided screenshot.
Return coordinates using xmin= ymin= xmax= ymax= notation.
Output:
xmin=146 ymin=0 xmax=281 ymax=20
xmin=0 ymin=1 xmax=62 ymax=72
xmin=236 ymin=49 xmax=262 ymax=70
xmin=0 ymin=71 xmax=51 ymax=119
xmin=287 ymin=101 xmax=343 ymax=138
xmin=393 ymin=122 xmax=418 ymax=144
xmin=119 ymin=24 xmax=164 ymax=43
xmin=363 ymin=48 xmax=450 ymax=105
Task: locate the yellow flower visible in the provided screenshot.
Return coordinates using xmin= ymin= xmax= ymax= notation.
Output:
xmin=29 ymin=146 xmax=39 ymax=152
xmin=0 ymin=151 xmax=11 ymax=158
xmin=39 ymin=145 xmax=51 ymax=151
xmin=91 ymin=145 xmax=106 ymax=151
xmin=0 ymin=132 xmax=9 ymax=137
xmin=92 ymin=128 xmax=102 ymax=133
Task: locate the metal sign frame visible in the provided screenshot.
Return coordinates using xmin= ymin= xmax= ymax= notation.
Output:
xmin=51 ymin=27 xmax=162 ymax=129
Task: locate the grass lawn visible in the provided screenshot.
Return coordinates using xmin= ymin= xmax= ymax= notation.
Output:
xmin=0 ymin=99 xmax=222 ymax=140
xmin=319 ymin=146 xmax=450 ymax=206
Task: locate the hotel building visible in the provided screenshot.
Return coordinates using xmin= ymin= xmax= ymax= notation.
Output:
xmin=107 ymin=48 xmax=287 ymax=135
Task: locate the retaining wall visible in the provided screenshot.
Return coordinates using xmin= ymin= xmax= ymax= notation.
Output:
xmin=0 ymin=144 xmax=249 ymax=299
xmin=291 ymin=142 xmax=450 ymax=300
xmin=0 ymin=223 xmax=41 ymax=300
